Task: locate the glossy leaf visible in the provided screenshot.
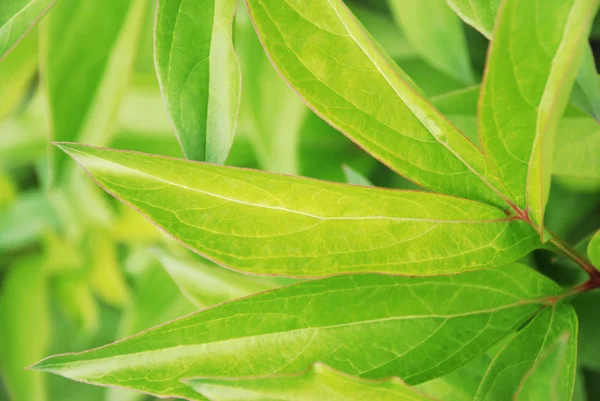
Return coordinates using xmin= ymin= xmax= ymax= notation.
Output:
xmin=388 ymin=0 xmax=474 ymax=84
xmin=155 ymin=0 xmax=241 ymax=163
xmin=0 ymin=0 xmax=54 ymax=60
xmin=474 ymin=304 xmax=577 ymax=401
xmin=58 ymin=143 xmax=540 ymax=277
xmin=186 ymin=363 xmax=432 ymax=401
xmin=479 ymin=0 xmax=598 ymax=232
xmin=0 ymin=256 xmax=50 ymax=401
xmin=588 ymin=230 xmax=600 ymax=268
xmin=244 ymin=0 xmax=510 ymax=210
xmin=155 ymin=251 xmax=295 ymax=308
xmin=34 ymin=264 xmax=560 ymax=400
xmin=41 ymin=0 xmax=146 ymax=185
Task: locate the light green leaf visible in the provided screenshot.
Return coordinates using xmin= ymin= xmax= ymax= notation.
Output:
xmin=474 ymin=304 xmax=577 ymax=401
xmin=41 ymin=0 xmax=146 ymax=185
xmin=388 ymin=0 xmax=474 ymax=84
xmin=588 ymin=229 xmax=600 ymax=268
xmin=58 ymin=143 xmax=539 ymax=277
xmin=571 ymin=46 xmax=600 ymax=121
xmin=0 ymin=0 xmax=54 ymax=60
xmin=55 ymin=276 xmax=99 ymax=335
xmin=155 ymin=0 xmax=241 ymax=163
xmin=479 ymin=0 xmax=598 ymax=233
xmin=186 ymin=363 xmax=433 ymax=401
xmin=444 ymin=0 xmax=501 ymax=39
xmin=343 ymin=164 xmax=373 ymax=186
xmin=0 ymin=256 xmax=50 ymax=401
xmin=155 ymin=251 xmax=295 ymax=309
xmin=33 ymin=264 xmax=560 ymax=400
xmin=0 ymin=31 xmax=37 ymax=120
xmin=235 ymin=6 xmax=306 ymax=174
xmin=244 ymin=0 xmax=510 ymax=210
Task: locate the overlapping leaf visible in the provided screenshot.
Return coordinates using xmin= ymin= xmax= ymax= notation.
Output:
xmin=186 ymin=363 xmax=433 ymax=401
xmin=244 ymin=0 xmax=509 ymax=210
xmin=0 ymin=0 xmax=55 ymax=59
xmin=34 ymin=264 xmax=559 ymax=400
xmin=58 ymin=143 xmax=539 ymax=277
xmin=479 ymin=0 xmax=598 ymax=232
xmin=155 ymin=0 xmax=241 ymax=163
xmin=588 ymin=230 xmax=600 ymax=268
xmin=474 ymin=303 xmax=577 ymax=401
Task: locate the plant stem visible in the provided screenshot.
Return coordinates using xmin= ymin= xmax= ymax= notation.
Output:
xmin=549 ymin=234 xmax=599 ymax=280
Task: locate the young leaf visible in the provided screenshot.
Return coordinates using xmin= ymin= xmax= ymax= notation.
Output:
xmin=41 ymin=0 xmax=146 ymax=185
xmin=244 ymin=0 xmax=510 ymax=210
xmin=343 ymin=165 xmax=373 ymax=186
xmin=0 ymin=256 xmax=50 ymax=401
xmin=185 ymin=363 xmax=433 ymax=401
xmin=388 ymin=0 xmax=474 ymax=84
xmin=33 ymin=264 xmax=560 ymax=400
xmin=155 ymin=251 xmax=295 ymax=308
xmin=155 ymin=0 xmax=241 ymax=163
xmin=571 ymin=46 xmax=600 ymax=122
xmin=57 ymin=143 xmax=540 ymax=277
xmin=588 ymin=229 xmax=600 ymax=268
xmin=473 ymin=304 xmax=577 ymax=401
xmin=0 ymin=0 xmax=55 ymax=60
xmin=479 ymin=0 xmax=598 ymax=232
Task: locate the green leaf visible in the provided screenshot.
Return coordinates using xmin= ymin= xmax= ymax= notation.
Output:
xmin=588 ymin=229 xmax=600 ymax=268
xmin=0 ymin=0 xmax=55 ymax=60
xmin=474 ymin=304 xmax=577 ymax=401
xmin=41 ymin=0 xmax=146 ymax=185
xmin=155 ymin=0 xmax=241 ymax=163
xmin=244 ymin=0 xmax=509 ymax=210
xmin=343 ymin=164 xmax=373 ymax=186
xmin=33 ymin=264 xmax=560 ymax=400
xmin=571 ymin=46 xmax=600 ymax=122
xmin=479 ymin=0 xmax=598 ymax=233
xmin=444 ymin=0 xmax=501 ymax=39
xmin=186 ymin=363 xmax=433 ymax=401
xmin=388 ymin=0 xmax=474 ymax=84
xmin=155 ymin=251 xmax=295 ymax=309
xmin=0 ymin=256 xmax=50 ymax=401
xmin=0 ymin=31 xmax=37 ymax=120
xmin=235 ymin=7 xmax=306 ymax=174
xmin=573 ymin=292 xmax=600 ymax=371
xmin=58 ymin=143 xmax=539 ymax=277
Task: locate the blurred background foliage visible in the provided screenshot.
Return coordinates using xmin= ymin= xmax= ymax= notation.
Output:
xmin=0 ymin=0 xmax=599 ymax=400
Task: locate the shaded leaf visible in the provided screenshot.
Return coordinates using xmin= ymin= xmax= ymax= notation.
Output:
xmin=588 ymin=229 xmax=600 ymax=269
xmin=388 ymin=0 xmax=474 ymax=84
xmin=343 ymin=164 xmax=373 ymax=186
xmin=0 ymin=31 xmax=37 ymax=119
xmin=58 ymin=143 xmax=539 ymax=277
xmin=186 ymin=363 xmax=433 ymax=401
xmin=474 ymin=304 xmax=577 ymax=401
xmin=34 ymin=264 xmax=559 ymax=400
xmin=571 ymin=45 xmax=600 ymax=122
xmin=0 ymin=0 xmax=55 ymax=60
xmin=155 ymin=0 xmax=241 ymax=163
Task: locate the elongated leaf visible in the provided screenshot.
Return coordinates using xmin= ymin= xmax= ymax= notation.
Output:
xmin=156 ymin=251 xmax=295 ymax=308
xmin=155 ymin=0 xmax=241 ymax=163
xmin=244 ymin=0 xmax=510 ymax=210
xmin=186 ymin=363 xmax=433 ymax=401
xmin=0 ymin=0 xmax=54 ymax=60
xmin=58 ymin=143 xmax=539 ymax=277
xmin=474 ymin=303 xmax=577 ymax=401
xmin=588 ymin=230 xmax=600 ymax=268
xmin=41 ymin=0 xmax=146 ymax=185
xmin=235 ymin=7 xmax=306 ymax=174
xmin=388 ymin=0 xmax=473 ymax=84
xmin=479 ymin=0 xmax=598 ymax=233
xmin=34 ymin=264 xmax=560 ymax=400
xmin=0 ymin=256 xmax=50 ymax=401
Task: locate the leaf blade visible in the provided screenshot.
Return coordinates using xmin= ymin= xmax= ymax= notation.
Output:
xmin=0 ymin=0 xmax=55 ymax=60
xmin=58 ymin=143 xmax=540 ymax=277
xmin=155 ymin=0 xmax=241 ymax=163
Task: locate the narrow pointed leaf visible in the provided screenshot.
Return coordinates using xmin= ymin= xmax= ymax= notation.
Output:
xmin=58 ymin=143 xmax=539 ymax=277
xmin=474 ymin=304 xmax=578 ymax=401
xmin=155 ymin=251 xmax=295 ymax=308
xmin=244 ymin=0 xmax=509 ymax=209
xmin=186 ymin=363 xmax=434 ymax=401
xmin=479 ymin=0 xmax=598 ymax=231
xmin=41 ymin=0 xmax=145 ymax=185
xmin=155 ymin=0 xmax=241 ymax=163
xmin=388 ymin=0 xmax=474 ymax=84
xmin=34 ymin=265 xmax=559 ymax=400
xmin=588 ymin=230 xmax=600 ymax=269
xmin=0 ymin=0 xmax=55 ymax=60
